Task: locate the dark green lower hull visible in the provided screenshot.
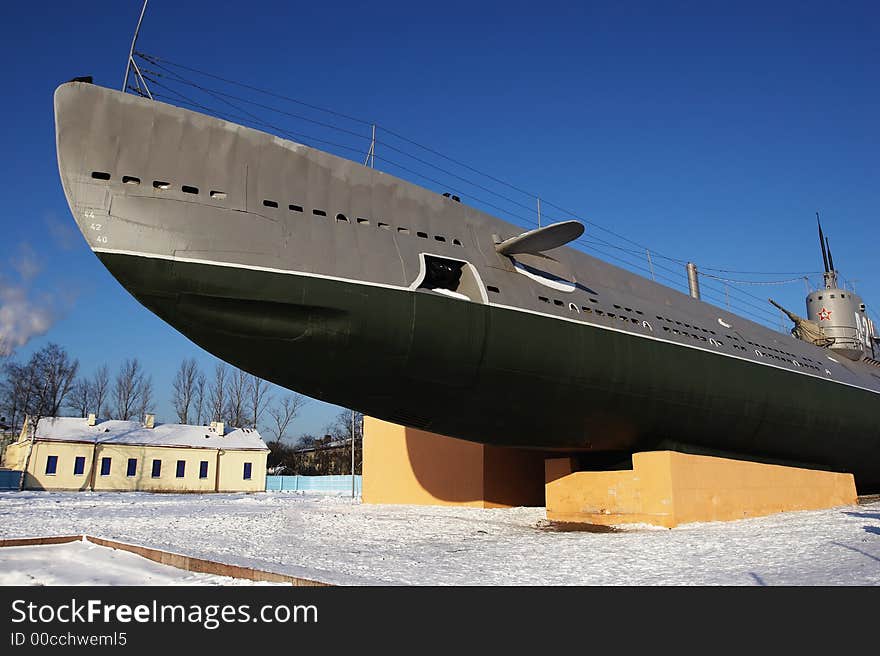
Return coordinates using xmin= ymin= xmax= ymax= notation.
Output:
xmin=98 ymin=253 xmax=880 ymax=490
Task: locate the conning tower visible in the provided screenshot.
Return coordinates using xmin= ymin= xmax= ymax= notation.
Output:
xmin=802 ymin=215 xmax=874 ymax=360
xmin=771 ymin=215 xmax=877 ymax=360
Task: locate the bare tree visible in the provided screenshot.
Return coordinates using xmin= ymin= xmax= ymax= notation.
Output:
xmin=0 ymin=344 xmax=77 ymax=431
xmin=40 ymin=343 xmax=79 ymax=417
xmin=193 ymin=369 xmax=207 ymax=425
xmin=248 ymin=375 xmax=272 ymax=429
xmin=171 ymin=358 xmax=200 ymax=423
xmin=207 ymin=362 xmax=228 ymax=423
xmin=0 ymin=360 xmax=29 ymax=430
xmin=225 ymin=368 xmax=249 ymax=428
xmin=267 ymin=393 xmax=307 ymax=443
xmin=113 ymin=358 xmax=148 ymax=420
xmin=324 ymin=409 xmax=364 ymax=443
xmin=91 ymin=364 xmax=110 ymax=418
xmin=67 ymin=378 xmax=93 ymax=418
xmin=136 ymin=375 xmax=153 ymax=421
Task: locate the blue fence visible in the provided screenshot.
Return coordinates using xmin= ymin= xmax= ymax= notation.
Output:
xmin=0 ymin=470 xmax=21 ymax=491
xmin=266 ymin=475 xmax=361 ymax=495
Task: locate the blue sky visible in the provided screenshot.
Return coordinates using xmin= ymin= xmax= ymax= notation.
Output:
xmin=1 ymin=1 xmax=878 ymax=437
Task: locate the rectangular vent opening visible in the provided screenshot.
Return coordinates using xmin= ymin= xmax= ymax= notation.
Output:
xmin=182 ymin=185 xmax=199 ymax=194
xmin=313 ymin=209 xmax=327 ymax=216
xmin=91 ymin=171 xmax=111 ymax=180
xmin=289 ymin=204 xmax=303 ymax=212
xmin=434 ymin=235 xmax=446 ymax=242
xmin=378 ymin=222 xmax=390 ymax=229
xmin=452 ymin=239 xmax=463 ymax=246
xmin=210 ymin=190 xmax=227 ymax=200
xmin=487 ymin=286 xmax=500 ymax=293
xmin=398 ymin=227 xmax=410 ymax=234
xmin=263 ymin=199 xmax=278 ymax=208
xmin=153 ymin=181 xmax=171 ymax=190
xmin=336 ymin=213 xmax=349 ymax=223
xmin=122 ymin=175 xmax=140 ymax=185
xmin=416 ymin=231 xmax=428 ymax=239
xmin=357 ymin=217 xmax=370 ymax=225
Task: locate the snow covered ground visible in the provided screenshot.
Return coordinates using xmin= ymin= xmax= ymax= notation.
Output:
xmin=1 ymin=491 xmax=878 ymax=585
xmin=0 ymin=539 xmax=283 ymax=586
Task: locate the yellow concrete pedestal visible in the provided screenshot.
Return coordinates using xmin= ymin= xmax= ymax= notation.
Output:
xmin=545 ymin=451 xmax=858 ymax=528
xmin=362 ymin=416 xmax=546 ymax=507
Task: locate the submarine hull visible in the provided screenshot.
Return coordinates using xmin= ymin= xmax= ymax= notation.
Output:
xmin=97 ymin=250 xmax=880 ymax=489
xmin=54 ymin=81 xmax=880 ymax=490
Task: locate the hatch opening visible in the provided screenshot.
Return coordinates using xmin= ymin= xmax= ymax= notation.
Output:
xmin=412 ymin=254 xmax=488 ymax=303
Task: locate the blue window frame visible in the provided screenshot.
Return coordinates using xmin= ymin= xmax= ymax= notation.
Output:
xmin=73 ymin=456 xmax=85 ymax=476
xmin=45 ymin=455 xmax=58 ymax=475
xmin=126 ymin=458 xmax=137 ymax=477
xmin=176 ymin=460 xmax=186 ymax=478
xmin=151 ymin=459 xmax=161 ymax=478
xmin=199 ymin=461 xmax=209 ymax=479
xmin=100 ymin=457 xmax=111 ymax=476
xmin=243 ymin=462 xmax=252 ymax=480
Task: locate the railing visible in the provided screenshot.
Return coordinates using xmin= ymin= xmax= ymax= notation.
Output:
xmin=266 ymin=475 xmax=361 ymax=495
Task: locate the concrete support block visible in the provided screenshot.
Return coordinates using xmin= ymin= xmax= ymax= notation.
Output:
xmin=362 ymin=416 xmax=546 ymax=507
xmin=545 ymin=451 xmax=858 ymax=528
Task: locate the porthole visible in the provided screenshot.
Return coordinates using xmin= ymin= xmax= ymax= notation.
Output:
xmin=398 ymin=227 xmax=410 ymax=235
xmin=435 ymin=235 xmax=446 ymax=242
xmin=122 ymin=175 xmax=140 ymax=185
xmin=211 ymin=190 xmax=227 ymax=200
xmin=263 ymin=199 xmax=279 ymax=208
xmin=417 ymin=231 xmax=428 ymax=239
xmin=453 ymin=239 xmax=463 ymax=246
xmin=182 ymin=185 xmax=199 ymax=195
xmin=91 ymin=171 xmax=111 ymax=180
xmin=487 ymin=286 xmax=500 ymax=294
xmin=313 ymin=209 xmax=327 ymax=216
xmin=357 ymin=217 xmax=370 ymax=225
xmin=378 ymin=222 xmax=390 ymax=230
xmin=336 ymin=213 xmax=349 ymax=223
xmin=289 ymin=204 xmax=303 ymax=212
xmin=153 ymin=180 xmax=171 ymax=190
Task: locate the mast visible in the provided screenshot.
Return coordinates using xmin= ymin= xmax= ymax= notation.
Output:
xmin=817 ymin=212 xmax=830 ymax=273
xmin=817 ymin=212 xmax=838 ymax=289
xmin=122 ymin=1 xmax=153 ymax=99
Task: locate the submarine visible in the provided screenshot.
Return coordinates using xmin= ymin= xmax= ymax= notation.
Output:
xmin=53 ymin=78 xmax=880 ymax=490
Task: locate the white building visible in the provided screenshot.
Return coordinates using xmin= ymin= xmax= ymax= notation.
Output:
xmin=3 ymin=415 xmax=269 ymax=492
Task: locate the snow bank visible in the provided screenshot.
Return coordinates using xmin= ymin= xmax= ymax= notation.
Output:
xmin=0 ymin=539 xmax=284 ymax=586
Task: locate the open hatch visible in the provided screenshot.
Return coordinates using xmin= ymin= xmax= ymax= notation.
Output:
xmin=412 ymin=254 xmax=488 ymax=303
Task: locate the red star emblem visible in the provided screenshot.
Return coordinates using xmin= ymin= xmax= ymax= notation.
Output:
xmin=818 ymin=307 xmax=832 ymax=321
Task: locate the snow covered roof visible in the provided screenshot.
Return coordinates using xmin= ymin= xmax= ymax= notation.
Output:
xmin=31 ymin=417 xmax=268 ymax=451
